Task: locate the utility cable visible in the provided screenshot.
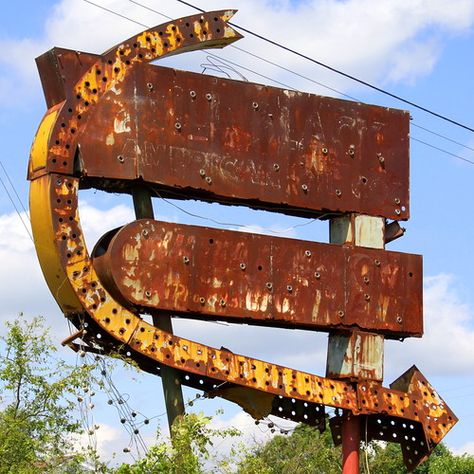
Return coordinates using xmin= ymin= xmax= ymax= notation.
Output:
xmin=0 ymin=172 xmax=33 ymax=241
xmin=128 ymin=0 xmax=474 ymax=166
xmin=82 ymin=0 xmax=474 ymax=173
xmin=176 ymin=0 xmax=474 ymax=134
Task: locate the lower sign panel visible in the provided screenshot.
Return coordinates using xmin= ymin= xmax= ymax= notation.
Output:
xmin=92 ymin=219 xmax=422 ymax=338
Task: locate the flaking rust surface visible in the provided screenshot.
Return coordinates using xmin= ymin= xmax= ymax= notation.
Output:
xmin=93 ymin=219 xmax=422 ymax=337
xmin=27 ymin=9 xmax=457 ymax=472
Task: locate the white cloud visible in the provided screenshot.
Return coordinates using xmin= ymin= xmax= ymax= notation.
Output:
xmin=2 ymin=0 xmax=474 ymax=106
xmin=385 ymin=274 xmax=474 ymax=380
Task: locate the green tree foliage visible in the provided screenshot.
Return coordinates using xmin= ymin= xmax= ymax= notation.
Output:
xmin=237 ymin=424 xmax=341 ymax=474
xmin=0 ymin=315 xmax=99 ymax=473
xmin=236 ymin=422 xmax=474 ymax=474
xmin=114 ymin=412 xmax=241 ymax=474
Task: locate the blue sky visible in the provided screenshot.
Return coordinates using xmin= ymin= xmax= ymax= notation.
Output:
xmin=1 ymin=0 xmax=474 ymax=464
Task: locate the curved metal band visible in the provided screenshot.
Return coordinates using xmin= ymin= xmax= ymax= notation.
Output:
xmin=28 ymin=12 xmax=456 ymax=466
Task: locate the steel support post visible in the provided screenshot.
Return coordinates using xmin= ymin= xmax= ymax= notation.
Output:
xmin=328 ymin=214 xmax=385 ymax=474
xmin=132 ymin=186 xmax=186 ymax=433
xmin=342 ymin=412 xmax=361 ymax=474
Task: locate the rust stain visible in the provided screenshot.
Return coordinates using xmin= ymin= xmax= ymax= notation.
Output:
xmin=27 ymin=10 xmax=455 ymax=472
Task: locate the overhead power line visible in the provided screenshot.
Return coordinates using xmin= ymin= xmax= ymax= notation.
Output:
xmin=81 ymin=0 xmax=474 ymax=168
xmin=176 ymin=0 xmax=474 ymax=134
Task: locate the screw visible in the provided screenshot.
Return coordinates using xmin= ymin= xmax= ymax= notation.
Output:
xmin=145 ymin=290 xmax=152 ymax=298
xmin=273 ymin=163 xmax=280 ymax=171
xmin=287 ymin=285 xmax=293 ymax=292
xmin=305 ymin=250 xmax=312 ymax=257
xmin=117 ymin=155 xmax=125 ymax=163
xmin=206 ymin=93 xmax=212 ymax=101
xmin=183 ymin=256 xmax=190 ymax=264
xmin=396 ymin=316 xmax=403 ymax=324
xmin=301 ymin=184 xmax=308 ymax=192
xmin=322 ymin=147 xmax=328 ymax=155
xmin=315 ymin=272 xmax=321 ymax=279
xmin=252 ymin=101 xmax=259 ymax=110
xmin=239 ymin=263 xmax=246 ymax=270
xmin=175 ymin=122 xmax=182 ymax=130
xmin=338 ymin=310 xmax=344 ymax=318
xmin=147 ymin=82 xmax=153 ymax=90
xmin=365 ymin=294 xmax=371 ymax=301
xmin=205 ymin=176 xmax=212 ymax=184
xmin=190 ymin=90 xmax=197 ymax=98
xmin=266 ymin=282 xmax=273 ymax=290
xmin=335 ymin=189 xmax=342 ymax=196
xmin=199 ymin=169 xmax=206 ymax=177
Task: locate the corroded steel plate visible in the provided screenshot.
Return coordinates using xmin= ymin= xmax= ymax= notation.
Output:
xmin=92 ymin=219 xmax=422 ymax=338
xmin=32 ymin=49 xmax=409 ymax=220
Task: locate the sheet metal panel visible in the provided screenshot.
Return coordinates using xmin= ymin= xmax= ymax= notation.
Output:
xmin=92 ymin=219 xmax=422 ymax=337
xmin=75 ymin=62 xmax=409 ymax=219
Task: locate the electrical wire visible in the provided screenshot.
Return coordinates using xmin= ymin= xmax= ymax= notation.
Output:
xmin=0 ymin=161 xmax=29 ymax=217
xmin=0 ymin=172 xmax=33 ymax=241
xmin=411 ymin=137 xmax=474 ymax=166
xmin=125 ymin=0 xmax=474 ymax=167
xmin=176 ymin=0 xmax=474 ymax=134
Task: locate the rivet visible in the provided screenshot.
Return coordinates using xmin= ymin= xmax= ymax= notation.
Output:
xmin=365 ymin=294 xmax=371 ymax=301
xmin=335 ymin=189 xmax=342 ymax=196
xmin=301 ymin=184 xmax=308 ymax=192
xmin=183 ymin=256 xmax=190 ymax=264
xmin=322 ymin=147 xmax=328 ymax=155
xmin=273 ymin=163 xmax=280 ymax=171
xmin=56 ymin=178 xmax=62 ymax=186
xmin=287 ymin=285 xmax=293 ymax=292
xmin=117 ymin=155 xmax=125 ymax=163
xmin=239 ymin=263 xmax=246 ymax=270
xmin=305 ymin=250 xmax=311 ymax=257
xmin=205 ymin=176 xmax=212 ymax=184
xmin=175 ymin=122 xmax=182 ymax=130
xmin=146 ymin=82 xmax=153 ymax=90
xmin=396 ymin=316 xmax=403 ymax=324
xmin=363 ymin=276 xmax=370 ymax=284
xmin=145 ymin=290 xmax=152 ymax=298
xmin=394 ymin=198 xmax=401 ymax=204
xmin=206 ymin=93 xmax=212 ymax=101
xmin=315 ymin=272 xmax=321 ymax=279
xmin=199 ymin=297 xmax=206 ymax=305
xmin=348 ymin=145 xmax=355 ymax=156
xmin=190 ymin=90 xmax=197 ymax=98
xmin=395 ymin=209 xmax=401 ymax=215
xmin=378 ymin=154 xmax=385 ymax=164
xmin=199 ymin=169 xmax=206 ymax=177
xmin=338 ymin=310 xmax=344 ymax=318
xmin=220 ymin=299 xmax=226 ymax=307
xmin=374 ymin=259 xmax=381 ymax=267
xmin=266 ymin=282 xmax=273 ymax=290
xmin=252 ymin=101 xmax=259 ymax=110
xmin=142 ymin=229 xmax=149 ymax=238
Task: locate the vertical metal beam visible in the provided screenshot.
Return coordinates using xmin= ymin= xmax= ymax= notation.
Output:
xmin=132 ymin=186 xmax=186 ymax=432
xmin=342 ymin=412 xmax=361 ymax=474
xmin=328 ymin=214 xmax=385 ymax=474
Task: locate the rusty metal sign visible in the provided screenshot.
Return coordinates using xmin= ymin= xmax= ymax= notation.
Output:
xmin=93 ymin=219 xmax=422 ymax=337
xmin=27 ymin=10 xmax=456 ymax=472
xmin=31 ymin=40 xmax=409 ymax=221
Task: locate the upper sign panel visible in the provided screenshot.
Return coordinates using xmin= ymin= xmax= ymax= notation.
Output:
xmin=34 ymin=48 xmax=410 ymax=220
